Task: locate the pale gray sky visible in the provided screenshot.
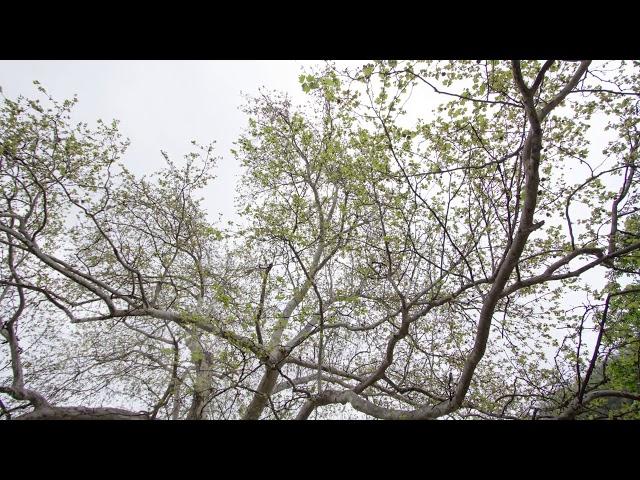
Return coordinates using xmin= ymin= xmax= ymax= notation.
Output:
xmin=0 ymin=60 xmax=332 ymax=221
xmin=0 ymin=59 xmax=615 ymax=282
xmin=0 ymin=60 xmax=627 ymax=394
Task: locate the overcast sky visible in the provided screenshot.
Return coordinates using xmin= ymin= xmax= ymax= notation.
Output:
xmin=0 ymin=60 xmax=622 ymax=368
xmin=0 ymin=60 xmax=343 ymax=222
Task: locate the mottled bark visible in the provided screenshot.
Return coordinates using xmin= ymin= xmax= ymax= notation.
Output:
xmin=16 ymin=406 xmax=149 ymax=420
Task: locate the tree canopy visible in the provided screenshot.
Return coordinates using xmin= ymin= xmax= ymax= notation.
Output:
xmin=1 ymin=60 xmax=639 ymax=420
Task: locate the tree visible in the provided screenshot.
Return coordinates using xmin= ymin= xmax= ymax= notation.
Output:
xmin=1 ymin=61 xmax=639 ymax=420
xmin=549 ymin=214 xmax=640 ymax=420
